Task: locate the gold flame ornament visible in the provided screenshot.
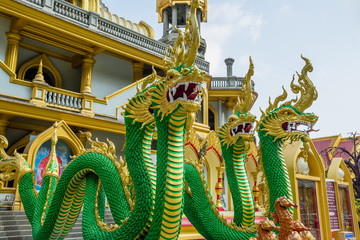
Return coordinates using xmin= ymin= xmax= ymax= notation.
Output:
xmin=234 ymin=56 xmax=254 ymax=115
xmin=262 ymin=55 xmax=317 ymax=116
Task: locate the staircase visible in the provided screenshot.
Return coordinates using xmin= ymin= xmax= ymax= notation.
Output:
xmin=0 ymin=209 xmax=116 ymax=240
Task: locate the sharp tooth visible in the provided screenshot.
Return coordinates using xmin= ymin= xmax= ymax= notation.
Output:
xmin=231 ymin=129 xmax=235 ymax=136
xmin=169 ymin=92 xmax=174 ymax=102
xmin=172 ymin=87 xmax=177 ymax=95
xmin=184 ymin=82 xmax=189 ymax=91
xmin=183 ymin=93 xmax=187 ymax=100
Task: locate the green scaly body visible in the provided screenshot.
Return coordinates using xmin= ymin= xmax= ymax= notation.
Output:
xmin=221 ymin=141 xmax=255 ymax=226
xmin=258 ymin=131 xmax=293 ymax=215
xmin=146 ymin=107 xmax=187 ymax=240
xmin=12 ymin=89 xmax=156 ymax=240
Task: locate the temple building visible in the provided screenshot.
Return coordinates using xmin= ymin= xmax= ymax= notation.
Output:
xmin=0 ymin=0 xmax=358 ymax=240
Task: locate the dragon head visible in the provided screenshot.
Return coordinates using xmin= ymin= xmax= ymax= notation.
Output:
xmin=258 ymin=56 xmax=318 ymax=144
xmin=151 ymin=64 xmax=205 ymax=120
xmin=151 ymin=0 xmax=206 ymax=129
xmin=219 ymin=57 xmax=256 ymax=148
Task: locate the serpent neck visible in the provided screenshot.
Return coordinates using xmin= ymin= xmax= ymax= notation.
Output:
xmin=147 ymin=108 xmax=187 ymax=240
xmin=222 ymin=141 xmax=255 ymax=227
xmin=259 ymin=129 xmax=293 ymax=214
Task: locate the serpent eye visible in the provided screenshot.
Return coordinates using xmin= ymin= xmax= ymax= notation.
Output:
xmin=166 ymin=70 xmax=178 ymax=81
xmin=181 ymin=68 xmax=191 ymax=75
xmin=168 ymin=73 xmax=175 ymax=80
xmin=228 ymin=115 xmax=238 ymax=123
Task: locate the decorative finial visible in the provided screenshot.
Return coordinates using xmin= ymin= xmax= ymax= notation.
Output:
xmin=33 ymin=60 xmax=45 ymax=83
xmin=43 ymin=122 xmax=60 ymax=178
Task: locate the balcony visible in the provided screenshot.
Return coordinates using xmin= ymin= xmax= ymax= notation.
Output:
xmin=210 ymin=77 xmax=255 ymax=91
xmin=18 ymin=0 xmax=209 ymax=73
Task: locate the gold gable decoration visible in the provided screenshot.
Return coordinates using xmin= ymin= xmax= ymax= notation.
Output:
xmin=185 ymin=127 xmax=202 ymax=151
xmin=204 ymin=130 xmax=222 ymax=156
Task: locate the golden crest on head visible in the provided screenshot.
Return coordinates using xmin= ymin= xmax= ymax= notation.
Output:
xmin=261 ymin=55 xmax=317 ymax=117
xmin=257 ymin=56 xmax=319 ymax=143
xmin=219 ymin=57 xmax=255 ymax=148
xmin=152 ymin=0 xmax=206 ymax=127
xmin=234 ymin=56 xmax=254 ymax=115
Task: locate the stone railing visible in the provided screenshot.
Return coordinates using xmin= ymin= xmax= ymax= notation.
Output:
xmin=211 ymin=77 xmax=255 ymax=91
xmin=30 ymin=83 xmax=95 ymax=117
xmin=23 ymin=0 xmax=42 ymax=6
xmin=53 ymin=0 xmax=89 ymax=25
xmin=45 ymin=90 xmax=82 ymax=110
xmin=20 ymin=0 xmax=209 ymax=72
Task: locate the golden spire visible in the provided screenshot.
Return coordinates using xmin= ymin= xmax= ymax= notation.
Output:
xmin=234 ymin=56 xmax=254 ymax=114
xmin=32 ymin=59 xmax=45 ymax=83
xmin=43 ymin=122 xmax=59 ymax=178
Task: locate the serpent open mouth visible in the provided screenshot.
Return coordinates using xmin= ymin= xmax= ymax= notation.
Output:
xmin=167 ymin=82 xmax=201 ymax=102
xmin=230 ymin=122 xmax=253 ymax=136
xmin=282 ymin=121 xmax=318 ymax=135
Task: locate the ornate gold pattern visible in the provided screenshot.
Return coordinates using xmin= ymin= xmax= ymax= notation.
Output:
xmin=204 ymin=130 xmax=222 ymax=156
xmin=124 ymin=70 xmax=157 ymax=129
xmin=185 ymin=127 xmax=202 ymax=150
xmin=0 ymin=135 xmax=33 ymax=183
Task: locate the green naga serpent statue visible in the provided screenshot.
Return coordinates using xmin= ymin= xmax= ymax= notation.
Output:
xmin=0 ymin=0 xmax=319 ymax=238
xmin=0 ymin=0 xmax=206 ymax=239
xmin=182 ymin=55 xmax=318 ymax=239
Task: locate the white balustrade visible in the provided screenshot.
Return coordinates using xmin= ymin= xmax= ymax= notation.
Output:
xmin=45 ymin=91 xmax=82 ymax=110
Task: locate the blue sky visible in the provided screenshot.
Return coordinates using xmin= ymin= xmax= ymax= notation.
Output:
xmin=103 ymin=0 xmax=360 ymax=139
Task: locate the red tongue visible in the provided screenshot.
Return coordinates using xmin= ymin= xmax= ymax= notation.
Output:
xmin=307 ymin=128 xmax=319 ymax=133
xmin=244 ymin=123 xmax=252 ymax=133
xmin=187 ymin=89 xmax=199 ymax=100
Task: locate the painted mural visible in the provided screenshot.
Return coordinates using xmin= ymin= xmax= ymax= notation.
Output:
xmin=34 ymin=139 xmax=72 ymax=191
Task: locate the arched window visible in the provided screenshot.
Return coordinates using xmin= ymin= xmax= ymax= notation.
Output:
xmin=17 ymin=54 xmax=62 ymax=88
xmin=23 ymin=66 xmax=56 ymax=86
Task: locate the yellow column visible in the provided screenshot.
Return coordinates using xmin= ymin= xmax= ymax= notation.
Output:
xmin=5 ymin=31 xmax=22 ymax=72
xmin=80 ymin=55 xmax=96 ymax=94
xmin=132 ymin=62 xmax=144 ymax=82
xmin=0 ymin=114 xmax=11 ymax=136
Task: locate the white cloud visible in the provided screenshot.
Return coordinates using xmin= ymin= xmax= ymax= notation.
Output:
xmin=202 ymin=0 xmax=264 ymax=76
